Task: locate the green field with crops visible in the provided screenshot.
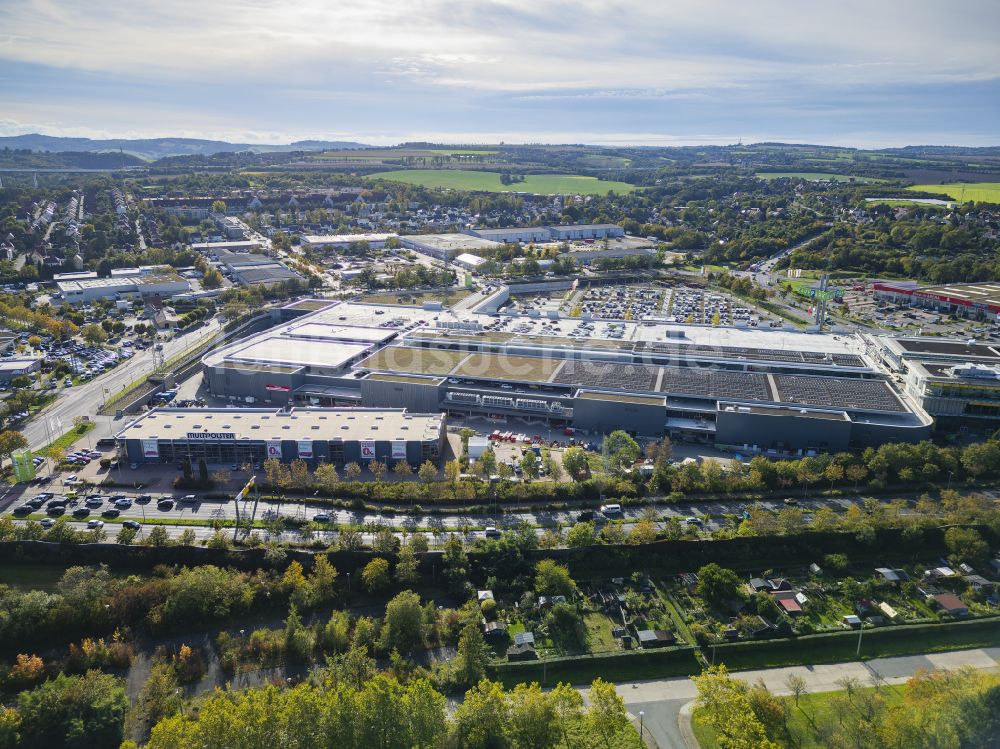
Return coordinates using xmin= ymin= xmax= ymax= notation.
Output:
xmin=907 ymin=182 xmax=1000 ymax=203
xmin=372 ymin=169 xmax=637 ymax=194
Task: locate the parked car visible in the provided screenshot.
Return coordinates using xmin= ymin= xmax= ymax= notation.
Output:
xmin=157 ymin=499 xmax=175 ymax=510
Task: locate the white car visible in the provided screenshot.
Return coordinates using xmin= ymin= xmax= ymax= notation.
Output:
xmin=65 ymin=474 xmax=79 ymax=483
xmin=40 ymin=517 xmax=56 ymax=528
xmin=87 ymin=519 xmax=105 ymax=529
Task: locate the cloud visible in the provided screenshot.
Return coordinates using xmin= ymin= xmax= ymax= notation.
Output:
xmin=0 ymin=0 xmax=998 ymax=145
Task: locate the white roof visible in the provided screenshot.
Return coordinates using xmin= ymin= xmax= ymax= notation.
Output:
xmin=454 ymin=253 xmax=486 ymax=267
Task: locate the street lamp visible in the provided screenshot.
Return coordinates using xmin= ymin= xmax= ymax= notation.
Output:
xmin=639 ymin=711 xmax=644 ymax=741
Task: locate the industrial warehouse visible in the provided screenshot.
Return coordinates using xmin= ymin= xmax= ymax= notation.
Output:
xmin=117 ymin=407 xmax=445 ymax=467
xmin=193 ymin=299 xmax=935 ymax=456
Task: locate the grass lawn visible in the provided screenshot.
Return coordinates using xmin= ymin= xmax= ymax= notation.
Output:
xmin=583 ymin=613 xmax=619 ymax=653
xmin=907 ymin=182 xmax=1000 ymax=203
xmin=692 ymin=684 xmax=907 ymax=748
xmin=33 ymin=422 xmax=95 ymax=458
xmin=755 ymin=172 xmax=876 ymax=183
xmin=455 ymin=353 xmax=562 ymax=381
xmin=372 ymin=169 xmax=637 ymax=195
xmin=356 ymin=345 xmax=466 ymax=375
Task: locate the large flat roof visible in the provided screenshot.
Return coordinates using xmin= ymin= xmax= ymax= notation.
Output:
xmin=227 ymin=336 xmax=371 ymax=370
xmin=118 ymin=407 xmax=444 ymax=442
xmin=891 ymin=337 xmax=1000 ymax=360
xmin=281 ymin=321 xmax=396 ymax=344
xmin=301 ymin=233 xmax=396 ymax=244
xmin=401 ymin=233 xmax=499 ymax=251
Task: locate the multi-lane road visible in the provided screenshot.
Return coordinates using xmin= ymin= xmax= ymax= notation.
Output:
xmin=6 ymin=482 xmax=917 ymax=547
xmin=19 ymin=318 xmax=224 ymax=454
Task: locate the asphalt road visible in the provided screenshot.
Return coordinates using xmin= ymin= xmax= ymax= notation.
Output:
xmin=605 ymin=646 xmax=1000 ymax=749
xmin=6 ymin=482 xmax=915 ymax=546
xmin=19 ymin=319 xmax=223 ymax=453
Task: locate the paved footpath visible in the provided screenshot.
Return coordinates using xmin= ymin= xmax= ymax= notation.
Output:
xmin=593 ymin=647 xmax=1000 ymax=749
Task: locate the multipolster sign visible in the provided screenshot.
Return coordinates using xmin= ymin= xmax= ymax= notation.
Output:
xmin=186 ymin=432 xmax=235 ymax=440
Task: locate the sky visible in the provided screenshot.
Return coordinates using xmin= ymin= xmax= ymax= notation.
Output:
xmin=0 ymin=0 xmax=998 ymax=148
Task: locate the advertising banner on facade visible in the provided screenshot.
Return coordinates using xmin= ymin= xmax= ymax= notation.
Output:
xmin=265 ymin=384 xmax=291 ymax=392
xmin=391 ymin=440 xmax=407 ymax=460
xmin=142 ymin=439 xmax=159 ymax=458
xmin=11 ymin=449 xmax=35 ymax=483
xmin=297 ymin=439 xmax=313 ymax=459
xmin=360 ymin=440 xmax=376 ymax=460
xmin=266 ymin=439 xmax=283 ymax=459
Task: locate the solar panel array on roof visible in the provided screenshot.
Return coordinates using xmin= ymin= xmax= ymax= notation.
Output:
xmin=553 ymin=360 xmax=658 ymax=391
xmin=659 ymin=367 xmax=771 ymax=400
xmin=773 ymin=375 xmax=905 ymax=412
xmin=634 ymin=342 xmax=864 ymax=368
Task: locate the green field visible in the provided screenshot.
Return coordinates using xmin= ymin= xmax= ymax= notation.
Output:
xmin=372 ymin=169 xmax=637 ymax=195
xmin=755 ymin=172 xmax=875 ymax=183
xmin=907 ymin=182 xmax=1000 ymax=203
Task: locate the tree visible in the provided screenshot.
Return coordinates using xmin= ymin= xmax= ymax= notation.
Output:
xmin=562 ymin=447 xmax=589 ymax=481
xmin=288 ymin=459 xmax=312 ymax=492
xmin=824 ymin=462 xmax=844 ymax=490
xmin=81 ymin=324 xmax=107 ymax=345
xmin=201 ymin=267 xmax=223 ymax=289
xmin=846 ymin=463 xmax=868 ymax=491
xmin=263 ymin=458 xmax=290 ymax=488
xmin=418 ymin=460 xmax=437 ymax=490
xmin=694 ymin=666 xmax=781 ymax=749
xmin=944 ymin=527 xmax=990 ymax=564
xmin=535 ymin=559 xmax=577 ymax=598
xmin=361 ymin=557 xmax=390 ymax=592
xmin=381 ymin=590 xmax=425 ymax=654
xmin=344 ymin=462 xmax=362 ymax=482
xmin=145 ymin=525 xmax=171 ymax=547
xmin=369 ymin=460 xmax=386 ymax=483
xmin=0 ymin=430 xmax=28 ymax=464
xmin=566 ymin=521 xmax=597 ymax=547
xmin=395 ymin=544 xmax=420 ymax=585
xmin=128 ymin=663 xmax=180 ymax=743
xmin=314 ymin=462 xmax=339 ymax=492
xmin=519 ymin=452 xmax=539 ymax=479
xmin=586 ymin=678 xmax=635 ymax=748
xmin=452 ymin=679 xmax=510 ymax=748
xmin=696 ymin=563 xmax=743 ymax=608
xmin=628 ymin=519 xmax=658 ymax=544
xmin=455 ymin=622 xmax=489 ymax=687
xmin=444 ymin=459 xmax=461 ymax=489
xmin=604 ymin=430 xmax=641 ymax=473
xmin=116 ymin=526 xmax=138 ymax=545
xmin=9 ymin=375 xmax=31 ymax=390
xmin=17 ymin=670 xmax=129 ymax=749
xmin=321 ymin=610 xmax=351 ymax=653
xmin=309 ymin=554 xmax=339 ymax=603
xmin=393 ymin=460 xmax=413 ymax=479
xmin=508 ymin=683 xmax=562 ymax=749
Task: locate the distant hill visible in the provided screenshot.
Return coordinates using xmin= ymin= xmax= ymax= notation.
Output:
xmin=0 ymin=134 xmax=369 ymax=161
xmin=0 ymin=148 xmax=148 ymax=170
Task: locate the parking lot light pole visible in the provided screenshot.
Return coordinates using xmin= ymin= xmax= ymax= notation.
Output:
xmin=639 ymin=711 xmax=644 ymax=742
